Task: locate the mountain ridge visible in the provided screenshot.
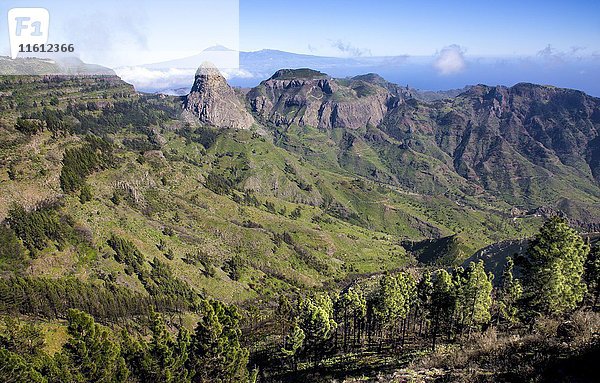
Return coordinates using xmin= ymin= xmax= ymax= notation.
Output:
xmin=178 ymin=66 xmax=599 ymax=228
xmin=1 ymin=64 xmax=596 ymax=297
xmin=245 ymin=68 xmax=598 ymax=217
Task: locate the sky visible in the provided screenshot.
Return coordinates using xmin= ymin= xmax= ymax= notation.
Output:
xmin=0 ymin=0 xmax=240 ymax=66
xmin=0 ymin=1 xmax=599 ymax=93
xmin=238 ymin=0 xmax=600 ymax=57
xmin=2 ymin=0 xmax=598 ymax=59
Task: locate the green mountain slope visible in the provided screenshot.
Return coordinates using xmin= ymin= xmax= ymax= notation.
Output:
xmin=1 ymin=65 xmax=599 ymax=383
xmin=0 ymin=70 xmax=550 ymax=312
xmin=245 ymin=71 xmax=600 ymax=229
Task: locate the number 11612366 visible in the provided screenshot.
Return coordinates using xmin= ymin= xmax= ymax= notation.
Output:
xmin=18 ymin=43 xmax=74 ymax=53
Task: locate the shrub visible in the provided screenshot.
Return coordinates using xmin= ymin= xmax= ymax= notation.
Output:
xmin=79 ymin=184 xmax=93 ymax=204
xmin=224 ymin=256 xmax=244 ymax=281
xmin=15 ymin=118 xmax=44 ymax=135
xmin=107 ymin=235 xmax=145 ymax=277
xmin=205 ymin=172 xmax=234 ymax=195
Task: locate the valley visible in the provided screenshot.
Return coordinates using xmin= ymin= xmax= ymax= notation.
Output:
xmin=0 ymin=63 xmax=598 ymax=382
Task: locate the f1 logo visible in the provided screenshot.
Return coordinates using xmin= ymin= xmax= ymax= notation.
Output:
xmin=8 ymin=8 xmax=50 ymax=59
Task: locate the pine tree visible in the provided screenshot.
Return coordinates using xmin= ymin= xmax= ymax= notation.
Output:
xmin=276 ymin=294 xmax=295 ymax=338
xmin=372 ymin=273 xmax=415 ymax=346
xmin=463 ymin=261 xmax=493 ymax=329
xmin=416 ymin=271 xmax=434 ymax=337
xmin=188 ymin=299 xmax=249 ymax=383
xmin=525 ymin=217 xmax=589 ymax=315
xmin=0 ymin=317 xmax=45 ymax=357
xmin=61 ymin=309 xmax=129 ymax=383
xmin=497 ymin=257 xmax=522 ymax=324
xmin=138 ymin=311 xmax=191 ymax=383
xmin=119 ymin=330 xmax=146 ymax=382
xmin=79 ymin=183 xmax=93 ymax=204
xmin=584 ymin=244 xmax=600 ymax=307
xmin=430 ymin=269 xmax=455 ymax=351
xmin=337 ymin=286 xmax=366 ymax=350
xmin=373 ymin=274 xmax=404 ymax=332
xmin=281 ymin=323 xmax=305 ymax=370
xmin=0 ymin=348 xmax=46 ymax=383
xmin=298 ymin=294 xmax=336 ymax=365
xmin=0 ymin=225 xmax=25 ymax=262
xmin=281 ymin=324 xmax=305 ymax=357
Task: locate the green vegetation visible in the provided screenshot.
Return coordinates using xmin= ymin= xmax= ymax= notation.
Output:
xmin=523 ymin=217 xmax=589 ymax=316
xmin=584 ymin=243 xmax=600 ymax=306
xmin=0 ymin=305 xmax=247 ymax=383
xmin=108 ymin=235 xmax=146 ymax=277
xmin=188 ymin=300 xmax=249 ymax=383
xmin=270 ymin=69 xmax=328 ymax=80
xmin=0 ymin=277 xmax=169 ymax=320
xmin=497 ymin=257 xmax=522 ymax=323
xmin=0 ymin=225 xmax=25 ymax=264
xmin=0 ymin=74 xmax=598 ymax=382
xmin=60 ymin=135 xmax=112 ymax=192
xmin=6 ymin=203 xmax=68 ymax=253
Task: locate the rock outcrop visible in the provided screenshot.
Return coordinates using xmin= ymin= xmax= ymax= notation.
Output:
xmin=247 ymin=68 xmax=400 ymax=129
xmin=184 ymin=65 xmax=254 ymax=129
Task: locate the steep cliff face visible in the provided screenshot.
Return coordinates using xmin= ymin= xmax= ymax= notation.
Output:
xmin=450 ymin=84 xmax=599 ymax=173
xmin=247 ymin=69 xmax=399 ymax=129
xmin=381 ymin=83 xmax=600 ymax=199
xmin=246 ymin=69 xmax=600 ymax=223
xmin=184 ymin=66 xmax=254 ymax=129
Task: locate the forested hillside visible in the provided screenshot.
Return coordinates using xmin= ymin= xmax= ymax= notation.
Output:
xmin=0 ymin=69 xmax=598 ymax=382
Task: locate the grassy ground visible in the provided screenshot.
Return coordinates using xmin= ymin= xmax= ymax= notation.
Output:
xmin=0 ymin=75 xmax=543 ymax=307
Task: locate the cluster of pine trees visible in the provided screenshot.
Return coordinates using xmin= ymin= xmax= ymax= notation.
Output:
xmin=1 ymin=210 xmax=598 ymax=382
xmin=13 ymin=86 xmax=179 ymax=138
xmin=107 ymin=235 xmax=200 ymax=311
xmin=270 ymin=260 xmax=494 ymax=368
xmin=0 ymin=277 xmax=189 ymax=322
xmin=6 ymin=203 xmax=69 ymax=253
xmin=59 ymin=135 xmax=113 ymax=193
xmin=16 ymin=108 xmax=76 ymax=136
xmin=0 ymin=302 xmax=249 ymax=383
xmin=1 ymin=203 xmax=200 ymax=321
xmin=264 ymin=217 xmax=598 ymax=370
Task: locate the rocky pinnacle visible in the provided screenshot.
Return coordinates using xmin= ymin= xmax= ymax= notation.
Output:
xmin=184 ymin=63 xmax=254 ymax=129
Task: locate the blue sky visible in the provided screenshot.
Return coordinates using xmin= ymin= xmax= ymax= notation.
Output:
xmin=1 ymin=1 xmax=599 ymax=93
xmin=239 ymin=0 xmax=600 ymax=57
xmin=0 ymin=0 xmax=240 ymax=66
xmin=3 ymin=0 xmax=598 ymax=58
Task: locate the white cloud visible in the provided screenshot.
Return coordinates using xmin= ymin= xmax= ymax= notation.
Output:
xmin=330 ymin=39 xmax=372 ymax=57
xmin=220 ymin=68 xmax=255 ymax=79
xmin=114 ymin=67 xmax=195 ymax=90
xmin=536 ymin=44 xmax=589 ymax=65
xmin=537 ymin=44 xmax=564 ymax=64
xmin=434 ymin=45 xmax=466 ymax=75
xmin=114 ymin=66 xmax=258 ymax=92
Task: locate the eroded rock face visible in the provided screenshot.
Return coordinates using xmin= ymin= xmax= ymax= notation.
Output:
xmin=247 ymin=69 xmax=400 ymax=130
xmin=244 ymin=69 xmax=600 ymax=223
xmin=184 ymin=66 xmax=254 ymax=129
xmin=379 ymin=82 xmax=600 ymax=205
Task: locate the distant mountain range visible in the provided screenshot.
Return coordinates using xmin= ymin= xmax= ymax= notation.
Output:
xmin=2 ymin=55 xmax=598 ymax=230
xmin=1 ymin=55 xmax=598 ymax=383
xmin=4 ymin=48 xmax=597 ymax=97
xmin=1 ymin=59 xmax=598 ymax=308
xmin=0 ymin=56 xmax=115 ymax=76
xmin=117 ymin=48 xmax=600 ymax=97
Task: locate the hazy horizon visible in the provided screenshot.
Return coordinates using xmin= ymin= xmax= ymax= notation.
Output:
xmin=1 ymin=0 xmax=598 ymax=95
